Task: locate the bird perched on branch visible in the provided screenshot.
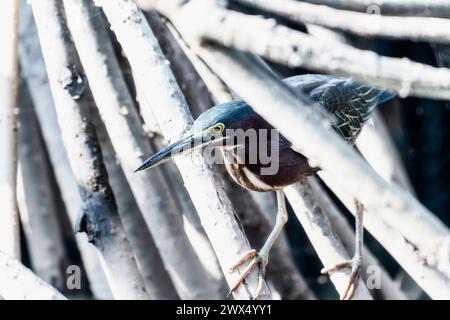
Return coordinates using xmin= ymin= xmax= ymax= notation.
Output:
xmin=135 ymin=74 xmax=395 ymax=300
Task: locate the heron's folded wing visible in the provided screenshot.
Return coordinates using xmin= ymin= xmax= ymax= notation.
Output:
xmin=283 ymin=74 xmax=395 ymax=141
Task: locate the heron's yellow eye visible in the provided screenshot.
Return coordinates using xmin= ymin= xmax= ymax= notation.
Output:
xmin=211 ymin=123 xmax=225 ymax=134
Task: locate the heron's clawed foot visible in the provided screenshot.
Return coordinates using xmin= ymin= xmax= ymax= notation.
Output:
xmin=227 ymin=249 xmax=268 ymax=299
xmin=321 ymin=256 xmax=363 ymax=300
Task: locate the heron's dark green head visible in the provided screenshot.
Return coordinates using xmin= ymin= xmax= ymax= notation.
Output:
xmin=134 ymin=101 xmax=253 ymax=172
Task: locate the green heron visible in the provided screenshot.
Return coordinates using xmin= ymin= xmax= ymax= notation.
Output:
xmin=135 ymin=74 xmax=395 ymax=299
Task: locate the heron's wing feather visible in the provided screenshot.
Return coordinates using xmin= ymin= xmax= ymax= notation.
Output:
xmin=283 ymin=74 xmax=395 ymax=141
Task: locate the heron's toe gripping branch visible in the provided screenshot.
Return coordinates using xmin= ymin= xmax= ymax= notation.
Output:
xmin=227 ymin=249 xmax=268 ymax=299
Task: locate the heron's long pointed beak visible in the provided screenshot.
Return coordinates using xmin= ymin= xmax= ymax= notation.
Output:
xmin=134 ymin=133 xmax=204 ymax=172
